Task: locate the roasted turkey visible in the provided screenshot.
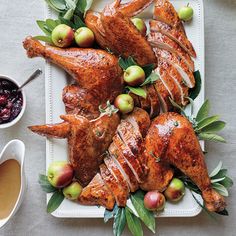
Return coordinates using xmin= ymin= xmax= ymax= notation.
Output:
xmin=29 ymin=110 xmax=120 ymax=186
xmin=25 ymin=0 xmax=227 ymax=213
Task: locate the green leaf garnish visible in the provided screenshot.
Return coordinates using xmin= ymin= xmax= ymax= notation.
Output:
xmin=209 ymin=161 xmax=223 ymax=177
xmin=125 ymin=207 xmax=143 ymax=236
xmin=189 ymin=70 xmax=202 ymax=100
xmin=142 ymin=64 xmax=155 ymax=78
xmin=74 ymin=15 xmax=86 ymax=28
xmin=36 ymin=20 xmax=52 ymax=35
xmin=58 ymin=16 xmax=75 ymax=28
xmin=201 ymin=121 xmax=226 ymax=133
xmin=212 ymin=183 xmax=229 ymax=197
xmin=113 ymin=207 xmax=126 ymax=236
xmin=196 ymin=115 xmax=220 ymax=130
xmin=44 ymin=0 xmax=67 ymax=12
xmin=99 ymin=100 xmax=119 ymax=116
xmin=196 ymin=99 xmax=210 ymax=122
xmin=140 ymin=72 xmax=159 ymax=86
xmin=130 ymin=190 xmax=155 ymax=233
xmin=126 ymin=86 xmax=147 ymax=99
xmin=118 ymin=56 xmax=137 ymax=70
xmin=34 ymin=35 xmax=53 ymax=44
xmin=47 ymin=191 xmax=65 ymax=213
xmin=38 ymin=174 xmax=57 ymax=193
xmin=198 ymin=133 xmax=226 ymax=143
xmin=45 ymin=19 xmax=58 ymax=30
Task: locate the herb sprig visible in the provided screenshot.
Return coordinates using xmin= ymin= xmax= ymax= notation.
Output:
xmin=170 ymin=98 xmax=226 ymax=143
xmin=118 ymin=57 xmax=158 ymax=99
xmin=35 ymin=0 xmax=93 ymax=44
xmin=104 ymin=190 xmax=156 ymax=236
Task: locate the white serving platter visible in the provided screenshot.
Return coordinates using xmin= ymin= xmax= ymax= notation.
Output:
xmin=44 ymin=0 xmax=204 ymax=218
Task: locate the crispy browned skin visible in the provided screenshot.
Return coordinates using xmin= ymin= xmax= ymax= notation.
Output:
xmin=85 ymin=0 xmax=156 ymax=66
xmin=62 ymin=84 xmax=101 ymax=119
xmin=153 ymin=0 xmax=182 ymax=28
xmin=150 ymin=20 xmax=196 ymax=58
xmin=78 ymin=173 xmax=115 ymax=210
xmin=29 ymin=112 xmax=120 ymax=186
xmin=23 ymin=37 xmax=123 ymax=116
xmin=143 ymin=113 xmax=226 ymax=212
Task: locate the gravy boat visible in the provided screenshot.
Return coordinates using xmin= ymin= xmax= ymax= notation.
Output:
xmin=0 ymin=140 xmax=26 ymax=229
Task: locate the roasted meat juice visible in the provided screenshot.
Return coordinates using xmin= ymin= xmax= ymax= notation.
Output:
xmin=0 ymin=159 xmax=21 ymax=219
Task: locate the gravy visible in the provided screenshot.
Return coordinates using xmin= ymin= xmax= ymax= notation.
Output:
xmin=0 ymin=159 xmax=21 ymax=219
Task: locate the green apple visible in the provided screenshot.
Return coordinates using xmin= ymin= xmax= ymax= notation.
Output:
xmin=164 ymin=178 xmax=185 ymax=202
xmin=63 ymin=182 xmax=83 ymax=200
xmin=75 ymin=27 xmax=95 ymax=48
xmin=144 ymin=191 xmax=166 ymax=211
xmin=51 ymin=24 xmax=74 ymax=48
xmin=178 ymin=5 xmax=194 ymax=21
xmin=114 ymin=94 xmax=134 ymax=114
xmin=47 ymin=161 xmax=74 ymax=188
xmin=131 ymin=18 xmax=147 ymax=36
xmin=124 ymin=65 xmax=145 ymax=86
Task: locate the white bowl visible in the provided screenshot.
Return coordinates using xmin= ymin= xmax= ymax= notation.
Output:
xmin=0 ymin=75 xmax=26 ymax=129
xmin=0 ymin=140 xmax=26 ymax=229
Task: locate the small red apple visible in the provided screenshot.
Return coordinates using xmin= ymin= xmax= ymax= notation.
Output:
xmin=164 ymin=178 xmax=185 ymax=202
xmin=75 ymin=27 xmax=95 ymax=48
xmin=47 ymin=161 xmax=74 ymax=188
xmin=63 ymin=181 xmax=83 ymax=200
xmin=144 ymin=191 xmax=166 ymax=211
xmin=51 ymin=24 xmax=74 ymax=48
xmin=114 ymin=94 xmax=134 ymax=114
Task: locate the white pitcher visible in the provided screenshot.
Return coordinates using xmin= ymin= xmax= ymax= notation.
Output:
xmin=0 ymin=140 xmax=26 ymax=229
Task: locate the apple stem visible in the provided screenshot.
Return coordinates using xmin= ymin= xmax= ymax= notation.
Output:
xmin=187 ymin=3 xmax=190 ymax=7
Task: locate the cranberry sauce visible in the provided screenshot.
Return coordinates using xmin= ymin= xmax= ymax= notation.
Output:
xmin=0 ymin=78 xmax=23 ymax=124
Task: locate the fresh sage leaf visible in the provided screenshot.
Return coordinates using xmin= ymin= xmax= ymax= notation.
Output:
xmin=211 ymin=177 xmax=225 ymax=183
xmin=198 ymin=133 xmax=226 ymax=143
xmin=212 ymin=183 xmax=229 ymax=197
xmin=113 ymin=207 xmax=126 ymax=236
xmin=220 ymin=176 xmax=234 ymax=188
xmin=210 ymin=161 xmax=223 ymax=177
xmin=141 ymin=72 xmax=159 ymax=86
xmin=59 ymin=16 xmax=75 ymax=28
xmin=36 ymin=20 xmax=52 ymax=36
xmin=118 ymin=56 xmax=137 ymax=70
xmin=142 ymin=64 xmax=155 ymax=78
xmin=196 ymin=100 xmax=210 ymax=122
xmin=197 ymin=115 xmax=220 ymax=130
xmin=34 ymin=35 xmax=53 ymax=44
xmin=76 ymin=0 xmax=87 ymax=13
xmin=201 ymin=121 xmax=226 ymax=133
xmin=47 ymin=191 xmax=65 ymax=213
xmin=84 ymin=0 xmax=94 ymax=16
xmin=126 ymin=86 xmax=147 ymax=99
xmin=63 ymin=8 xmax=75 ymax=20
xmin=45 ymin=0 xmax=67 ymax=12
xmin=38 ymin=174 xmax=57 ymax=193
xmin=65 ymin=0 xmax=76 ymax=9
xmin=74 ymin=15 xmax=86 ymax=28
xmin=104 ymin=204 xmax=118 ymax=223
xmin=211 ymin=169 xmax=227 ymax=179
xmin=45 ymin=19 xmax=58 ymax=31
xmin=125 ymin=207 xmax=143 ymax=236
xmin=189 ymin=70 xmax=201 ymax=100
xmin=131 ymin=190 xmax=155 ymax=233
